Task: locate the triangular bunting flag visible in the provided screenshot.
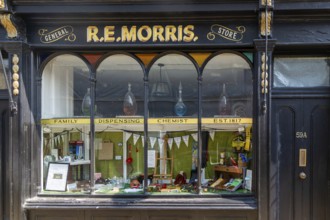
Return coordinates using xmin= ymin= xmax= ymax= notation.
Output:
xmin=167 ymin=138 xmax=173 ymax=150
xmin=149 ymin=137 xmax=157 ymax=149
xmin=133 ymin=134 xmax=140 ymax=145
xmin=182 ymin=135 xmax=189 ymax=147
xmin=174 ymin=137 xmax=182 ymax=149
xmin=125 ymin=132 xmax=132 ymax=143
xmin=191 ymin=133 xmax=198 ymax=142
xmin=210 ymin=131 xmax=215 ymax=141
xmin=158 ymin=138 xmax=164 ymax=150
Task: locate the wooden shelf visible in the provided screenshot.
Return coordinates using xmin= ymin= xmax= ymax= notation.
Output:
xmin=214 ymin=165 xmax=243 ymax=174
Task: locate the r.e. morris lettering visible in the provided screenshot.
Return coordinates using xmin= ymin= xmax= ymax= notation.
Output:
xmin=87 ymin=25 xmax=198 ymax=43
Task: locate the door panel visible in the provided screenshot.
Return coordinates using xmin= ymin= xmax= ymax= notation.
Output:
xmin=271 ymin=98 xmax=330 ymax=220
xmin=310 ymin=102 xmax=330 ymax=220
xmin=271 ymin=100 xmax=300 ymax=220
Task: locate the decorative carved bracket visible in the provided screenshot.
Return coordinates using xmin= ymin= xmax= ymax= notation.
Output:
xmin=0 ymin=0 xmax=5 ymax=9
xmin=261 ymin=0 xmax=272 ymax=7
xmin=260 ymin=12 xmax=272 ymax=37
xmin=0 ymin=13 xmax=18 ymax=38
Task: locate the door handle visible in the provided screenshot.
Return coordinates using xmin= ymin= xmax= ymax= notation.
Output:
xmin=299 ymin=172 xmax=307 ymax=180
xmin=299 ymin=149 xmax=307 ymax=167
xmin=299 ymin=149 xmax=307 ymax=180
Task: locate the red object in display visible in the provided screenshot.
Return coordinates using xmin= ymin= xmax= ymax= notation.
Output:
xmin=126 ymin=144 xmax=133 ymax=164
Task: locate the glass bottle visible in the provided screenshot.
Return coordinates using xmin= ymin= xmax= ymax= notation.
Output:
xmin=218 ymin=83 xmax=230 ymax=115
xmin=123 ymin=83 xmax=137 ymax=116
xmin=82 ymin=88 xmax=92 ymax=116
xmin=174 ymin=82 xmax=187 ymax=116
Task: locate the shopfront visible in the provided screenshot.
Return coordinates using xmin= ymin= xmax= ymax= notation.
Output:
xmin=0 ymin=1 xmax=329 ymax=220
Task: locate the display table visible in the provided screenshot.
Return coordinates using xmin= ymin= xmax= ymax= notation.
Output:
xmin=214 ymin=165 xmax=244 ymax=180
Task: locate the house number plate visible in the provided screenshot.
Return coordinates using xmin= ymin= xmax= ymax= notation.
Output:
xmin=296 ymin=132 xmax=307 ymax=139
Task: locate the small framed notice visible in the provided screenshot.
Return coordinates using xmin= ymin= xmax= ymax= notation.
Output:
xmin=148 ymin=150 xmax=156 ymax=168
xmin=45 ymin=162 xmax=69 ymax=191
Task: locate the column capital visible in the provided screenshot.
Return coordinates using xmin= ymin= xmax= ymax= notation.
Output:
xmin=254 ymin=39 xmax=277 ymax=52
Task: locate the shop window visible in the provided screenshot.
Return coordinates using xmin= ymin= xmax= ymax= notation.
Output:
xmin=274 ymin=57 xmax=330 ymax=88
xmin=40 ymin=51 xmax=253 ymax=196
xmin=41 ymin=54 xmax=91 ymax=193
xmin=147 ymin=54 xmax=198 ymax=194
xmin=201 ymin=53 xmax=253 ymax=194
xmin=94 ymin=54 xmax=144 ymax=195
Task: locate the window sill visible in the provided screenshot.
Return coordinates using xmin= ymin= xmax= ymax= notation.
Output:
xmin=24 ymin=196 xmax=257 ymax=210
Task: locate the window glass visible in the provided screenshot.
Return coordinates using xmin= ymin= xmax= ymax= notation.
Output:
xmin=42 ymin=54 xmax=90 ymax=118
xmin=147 ymin=54 xmax=198 ymax=194
xmin=201 ymin=53 xmax=253 ymax=195
xmin=274 ymin=57 xmax=330 ymax=88
xmin=94 ymin=54 xmax=144 ymax=195
xmin=202 ymin=53 xmax=253 ymax=117
xmin=96 ymin=54 xmax=144 ymax=117
xmin=40 ymin=52 xmax=254 ymax=196
xmin=0 ymin=51 xmax=8 ymax=90
xmin=41 ymin=54 xmax=91 ymax=194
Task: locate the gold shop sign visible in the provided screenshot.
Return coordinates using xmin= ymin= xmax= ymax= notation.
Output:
xmin=35 ymin=23 xmax=252 ymax=44
xmin=86 ymin=25 xmax=198 ymax=43
xmin=41 ymin=118 xmax=252 ymax=125
xmin=39 ymin=26 xmax=76 ymax=43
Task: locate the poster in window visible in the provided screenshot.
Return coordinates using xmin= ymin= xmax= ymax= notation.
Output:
xmin=45 ymin=162 xmax=69 ymax=191
xmin=148 ymin=150 xmax=156 ymax=168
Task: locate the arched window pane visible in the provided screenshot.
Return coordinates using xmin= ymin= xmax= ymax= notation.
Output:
xmin=42 ymin=54 xmax=89 ymax=118
xmin=202 ymin=53 xmax=252 ymax=117
xmin=96 ymin=54 xmax=144 ymax=117
xmin=148 ymin=54 xmax=198 ymax=117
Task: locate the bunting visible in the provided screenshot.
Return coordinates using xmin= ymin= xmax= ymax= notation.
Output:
xmin=191 ymin=133 xmax=198 ymax=142
xmin=133 ymin=133 xmax=140 ymax=145
xmin=158 ymin=138 xmax=164 ymax=150
xmin=125 ymin=132 xmax=132 ymax=143
xmin=209 ymin=131 xmax=215 ymax=141
xmin=167 ymin=138 xmax=173 ymax=150
xmin=174 ymin=137 xmax=182 ymax=149
xmin=182 ymin=135 xmax=189 ymax=147
xmin=149 ymin=136 xmax=157 ymax=149
xmin=123 ymin=132 xmax=205 ymax=150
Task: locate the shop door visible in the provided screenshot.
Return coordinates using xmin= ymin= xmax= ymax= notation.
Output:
xmin=271 ymin=97 xmax=330 ymax=220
